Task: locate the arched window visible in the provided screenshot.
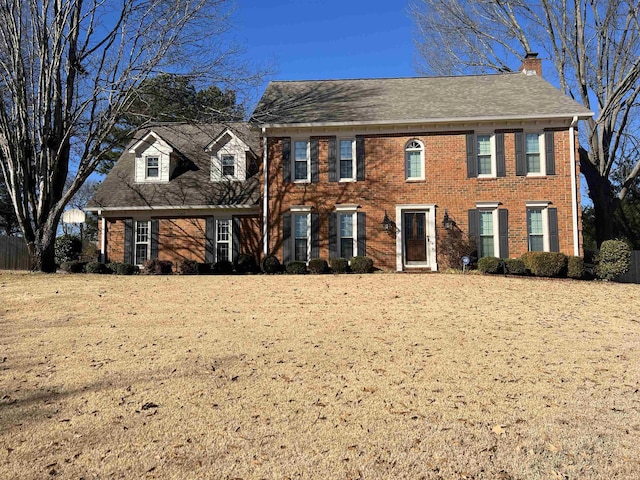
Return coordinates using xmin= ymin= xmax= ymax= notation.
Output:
xmin=405 ymin=140 xmax=424 ymax=180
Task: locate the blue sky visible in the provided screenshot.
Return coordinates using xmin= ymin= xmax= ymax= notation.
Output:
xmin=234 ymin=0 xmax=417 ymax=83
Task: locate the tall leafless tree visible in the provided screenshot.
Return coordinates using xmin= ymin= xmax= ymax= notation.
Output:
xmin=411 ymin=0 xmax=640 ymax=246
xmin=0 ymin=0 xmax=255 ymax=271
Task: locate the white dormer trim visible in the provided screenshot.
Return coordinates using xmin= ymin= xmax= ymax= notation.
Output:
xmin=207 ymin=128 xmax=251 ymax=182
xmin=204 ymin=128 xmax=250 ymax=153
xmin=131 ymin=131 xmax=174 ymax=183
xmin=129 ymin=131 xmax=174 ymax=155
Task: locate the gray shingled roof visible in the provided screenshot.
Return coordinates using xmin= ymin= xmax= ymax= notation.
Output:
xmin=87 ymin=123 xmax=260 ymax=211
xmin=251 ymin=73 xmax=593 ymax=126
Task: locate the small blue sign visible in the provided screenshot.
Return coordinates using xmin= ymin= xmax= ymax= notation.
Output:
xmin=461 ymin=256 xmax=470 ymax=266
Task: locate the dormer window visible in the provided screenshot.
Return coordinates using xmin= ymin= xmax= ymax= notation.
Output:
xmin=146 ymin=157 xmax=159 ymax=178
xmin=221 ymin=154 xmax=236 ymax=177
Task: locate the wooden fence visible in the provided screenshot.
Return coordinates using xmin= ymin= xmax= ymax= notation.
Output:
xmin=614 ymin=250 xmax=640 ymax=284
xmin=0 ymin=236 xmax=30 ymax=270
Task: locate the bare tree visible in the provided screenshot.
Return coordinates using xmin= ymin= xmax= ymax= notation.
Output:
xmin=0 ymin=0 xmax=255 ymax=271
xmin=411 ymin=0 xmax=640 ymax=246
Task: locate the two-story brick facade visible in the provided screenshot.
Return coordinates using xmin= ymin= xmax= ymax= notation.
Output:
xmin=252 ymin=60 xmax=592 ymax=271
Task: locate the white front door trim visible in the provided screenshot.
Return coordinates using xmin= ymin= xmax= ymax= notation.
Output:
xmin=395 ymin=204 xmax=438 ymax=272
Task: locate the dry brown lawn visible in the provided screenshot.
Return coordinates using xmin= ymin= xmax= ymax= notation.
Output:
xmin=0 ymin=271 xmax=639 ymax=479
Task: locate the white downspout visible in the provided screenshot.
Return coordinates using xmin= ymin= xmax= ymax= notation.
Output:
xmin=569 ymin=116 xmax=580 ymax=256
xmin=262 ymin=128 xmax=269 ymax=257
xmin=99 ymin=211 xmax=107 ymax=263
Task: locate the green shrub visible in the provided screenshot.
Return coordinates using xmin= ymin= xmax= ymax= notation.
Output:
xmin=308 ymin=258 xmax=329 ymax=274
xmin=597 ymin=239 xmax=631 ymax=280
xmin=477 ymin=256 xmax=503 ymax=274
xmin=330 ymin=257 xmax=349 ymax=274
xmin=212 ymin=259 xmax=234 ymax=275
xmin=179 ymin=259 xmax=199 ymax=275
xmin=55 ymin=234 xmax=82 ymax=264
xmin=114 ymin=263 xmax=139 ymax=275
xmin=85 ymin=262 xmax=109 ymax=274
xmin=567 ymin=256 xmax=585 ymax=279
xmin=504 ymin=258 xmax=526 ymax=275
xmin=143 ymin=258 xmax=173 ymax=275
xmin=285 ymin=261 xmax=307 ymax=274
xmin=524 ymin=252 xmax=568 ymax=277
xmin=261 ymin=255 xmax=281 ymax=274
xmin=350 ymin=256 xmax=374 ymax=274
xmin=60 ymin=261 xmax=86 ymax=273
xmin=197 ymin=262 xmax=212 ymax=275
xmin=234 ymin=254 xmax=258 ymax=274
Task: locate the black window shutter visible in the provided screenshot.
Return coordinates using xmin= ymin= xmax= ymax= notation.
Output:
xmin=328 ymin=212 xmax=337 ymax=258
xmin=232 ymin=216 xmax=241 ymax=261
xmin=205 ymin=216 xmax=215 ymax=263
xmin=466 ymin=133 xmax=477 ymax=178
xmin=356 ymin=136 xmax=365 ymax=181
xmin=310 ymin=212 xmax=320 ymax=259
xmin=468 ymin=209 xmax=479 ymax=256
xmin=548 ymin=207 xmax=559 ymax=252
xmin=282 ymin=137 xmax=291 ymax=183
xmin=498 ymin=209 xmax=509 ymax=258
xmin=328 ymin=137 xmax=337 ymax=182
xmin=150 ymin=219 xmax=159 ymax=259
xmin=124 ymin=218 xmax=133 ymax=264
xmin=496 ymin=133 xmax=506 ymax=177
xmin=310 ymin=138 xmax=319 ymax=182
xmin=282 ymin=213 xmax=291 ymax=264
xmin=545 ymin=131 xmax=555 ymax=175
xmin=357 ymin=212 xmax=366 ymax=257
xmin=515 ymin=132 xmax=526 ymax=176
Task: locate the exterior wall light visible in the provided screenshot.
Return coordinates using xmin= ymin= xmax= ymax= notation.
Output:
xmin=442 ymin=210 xmax=456 ymax=230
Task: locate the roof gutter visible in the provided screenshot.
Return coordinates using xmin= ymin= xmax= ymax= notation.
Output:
xmin=258 ymin=112 xmax=594 ymax=130
xmin=85 ymin=205 xmax=259 ymax=213
xmin=262 ymin=127 xmax=269 ymax=258
xmin=569 ymin=115 xmax=580 ymax=256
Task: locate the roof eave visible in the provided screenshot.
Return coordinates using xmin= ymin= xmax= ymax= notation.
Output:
xmin=85 ymin=204 xmax=259 ymax=213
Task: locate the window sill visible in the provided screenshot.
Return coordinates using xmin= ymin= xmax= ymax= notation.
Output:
xmin=339 ymin=178 xmax=356 ymax=183
xmin=293 ymin=179 xmax=311 ymax=184
xmin=525 ymin=173 xmax=546 ymax=178
xmin=405 ymin=177 xmax=426 ymax=183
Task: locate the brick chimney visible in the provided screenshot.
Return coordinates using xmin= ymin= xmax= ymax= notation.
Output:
xmin=520 ymin=52 xmax=542 ymax=77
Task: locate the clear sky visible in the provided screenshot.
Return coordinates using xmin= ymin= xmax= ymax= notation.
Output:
xmin=234 ymin=0 xmax=417 ymax=83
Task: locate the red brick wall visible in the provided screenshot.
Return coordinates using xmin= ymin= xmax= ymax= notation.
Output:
xmin=264 ymin=130 xmax=581 ymax=271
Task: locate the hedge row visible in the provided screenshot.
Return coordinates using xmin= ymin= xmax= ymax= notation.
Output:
xmin=478 ymin=252 xmax=583 ymax=279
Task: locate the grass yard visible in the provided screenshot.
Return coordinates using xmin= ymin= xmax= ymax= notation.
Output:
xmin=0 ymin=272 xmax=639 ymax=479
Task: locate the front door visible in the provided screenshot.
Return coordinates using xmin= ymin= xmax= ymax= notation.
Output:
xmin=404 ymin=212 xmax=428 ymax=265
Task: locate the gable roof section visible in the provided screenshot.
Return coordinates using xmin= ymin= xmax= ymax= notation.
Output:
xmin=86 ymin=122 xmax=260 ymax=211
xmin=251 ymin=73 xmax=593 ymax=127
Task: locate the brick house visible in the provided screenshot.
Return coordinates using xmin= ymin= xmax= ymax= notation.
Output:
xmin=252 ymin=57 xmax=592 ymax=271
xmin=89 ymin=56 xmax=593 ymax=271
xmin=86 ymin=123 xmax=263 ymax=265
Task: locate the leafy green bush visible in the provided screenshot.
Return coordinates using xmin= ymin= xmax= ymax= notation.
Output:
xmin=308 ymin=258 xmax=329 ymax=274
xmin=477 ymin=256 xmax=503 ymax=274
xmin=55 ymin=234 xmax=82 ymax=264
xmin=285 ymin=261 xmax=307 ymax=274
xmin=261 ymin=255 xmax=281 ymax=274
xmin=212 ymin=259 xmax=234 ymax=274
xmin=504 ymin=258 xmax=526 ymax=275
xmin=567 ymin=256 xmax=585 ymax=279
xmin=142 ymin=258 xmax=173 ymax=275
xmin=234 ymin=253 xmax=258 ymax=274
xmin=350 ymin=256 xmax=374 ymax=274
xmin=114 ymin=263 xmax=139 ymax=275
xmin=330 ymin=257 xmax=349 ymax=274
xmin=523 ymin=252 xmax=567 ymax=277
xmin=597 ymin=239 xmax=631 ymax=280
xmin=60 ymin=261 xmax=85 ymax=273
xmin=179 ymin=259 xmax=199 ymax=275
xmin=85 ymin=262 xmax=109 ymax=274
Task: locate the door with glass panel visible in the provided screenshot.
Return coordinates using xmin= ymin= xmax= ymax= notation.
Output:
xmin=403 ymin=212 xmax=428 ymax=265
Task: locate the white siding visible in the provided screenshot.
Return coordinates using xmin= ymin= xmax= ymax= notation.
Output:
xmin=210 ymin=132 xmax=249 ymax=182
xmin=133 ymin=136 xmax=173 ymax=183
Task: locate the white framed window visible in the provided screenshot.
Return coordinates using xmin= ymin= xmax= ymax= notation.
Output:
xmin=293 ymin=213 xmax=310 ymax=261
xmin=475 ymin=202 xmax=500 ymax=258
xmin=405 ymin=140 xmax=425 ymax=180
xmin=477 ymin=135 xmax=495 ymax=177
xmin=145 ymin=157 xmax=159 ymax=178
xmin=293 ymin=140 xmax=310 ymax=182
xmin=339 ymin=214 xmax=354 ymax=259
xmin=339 ymin=139 xmax=356 ymax=181
xmin=525 ymin=133 xmax=545 ymax=175
xmin=216 ymin=219 xmax=231 ymax=261
xmin=526 ymin=201 xmax=551 ymax=251
xmin=135 ymin=220 xmax=150 ymax=265
xmin=221 ymin=154 xmax=236 ymax=177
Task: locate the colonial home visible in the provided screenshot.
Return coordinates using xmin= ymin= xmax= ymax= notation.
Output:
xmin=88 ymin=55 xmax=593 ymax=271
xmin=86 ymin=123 xmax=262 ymax=265
xmin=251 ymin=55 xmax=592 ymax=271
